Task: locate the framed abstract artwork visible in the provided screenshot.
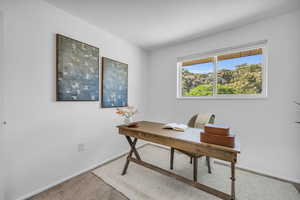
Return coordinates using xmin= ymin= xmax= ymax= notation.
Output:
xmin=101 ymin=57 xmax=128 ymax=108
xmin=56 ymin=34 xmax=99 ymax=101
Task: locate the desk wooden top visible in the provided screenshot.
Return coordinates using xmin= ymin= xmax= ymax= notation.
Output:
xmin=118 ymin=121 xmax=240 ymax=154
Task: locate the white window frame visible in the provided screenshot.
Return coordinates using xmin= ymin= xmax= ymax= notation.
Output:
xmin=177 ymin=40 xmax=268 ymax=99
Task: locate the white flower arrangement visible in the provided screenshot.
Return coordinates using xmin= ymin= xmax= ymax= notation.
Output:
xmin=116 ymin=106 xmax=138 ymax=124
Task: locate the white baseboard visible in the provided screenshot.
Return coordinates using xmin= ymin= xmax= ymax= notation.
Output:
xmin=16 ymin=143 xmax=147 ymax=200
xmin=16 ymin=142 xmax=299 ymax=200
xmin=214 ymin=160 xmax=300 ymax=185
xmin=147 ymin=143 xmax=300 ymax=184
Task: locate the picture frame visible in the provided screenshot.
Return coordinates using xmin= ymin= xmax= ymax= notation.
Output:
xmin=56 ymin=34 xmax=100 ymax=101
xmin=101 ymin=57 xmax=128 ymax=108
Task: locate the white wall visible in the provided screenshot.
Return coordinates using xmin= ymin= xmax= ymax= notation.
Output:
xmin=148 ymin=10 xmax=300 ymax=183
xmin=0 ymin=10 xmax=6 ymax=200
xmin=1 ymin=1 xmax=300 ymax=199
xmin=0 ymin=0 xmax=148 ymax=199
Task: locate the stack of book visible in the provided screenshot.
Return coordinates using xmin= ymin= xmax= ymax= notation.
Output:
xmin=200 ymin=124 xmax=235 ymax=148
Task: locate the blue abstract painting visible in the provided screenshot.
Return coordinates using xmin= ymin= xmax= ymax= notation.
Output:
xmin=101 ymin=57 xmax=128 ymax=108
xmin=56 ymin=34 xmax=99 ymax=101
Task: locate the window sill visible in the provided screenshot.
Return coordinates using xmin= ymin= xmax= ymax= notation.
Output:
xmin=176 ymin=95 xmax=268 ymax=100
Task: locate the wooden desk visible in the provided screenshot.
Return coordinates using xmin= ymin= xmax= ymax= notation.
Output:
xmin=118 ymin=121 xmax=240 ymax=200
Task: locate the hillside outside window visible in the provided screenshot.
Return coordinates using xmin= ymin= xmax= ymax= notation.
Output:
xmin=177 ymin=41 xmax=267 ymax=99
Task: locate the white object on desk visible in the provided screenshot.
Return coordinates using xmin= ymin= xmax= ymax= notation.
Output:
xmin=163 ymin=123 xmax=187 ymax=131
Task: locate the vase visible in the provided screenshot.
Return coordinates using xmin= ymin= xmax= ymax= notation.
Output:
xmin=123 ymin=117 xmax=132 ymax=125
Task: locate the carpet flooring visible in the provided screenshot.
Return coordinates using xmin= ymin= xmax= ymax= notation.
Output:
xmin=93 ymin=144 xmax=300 ymax=200
xmin=29 ymin=172 xmax=128 ymax=200
xmin=29 ymin=144 xmax=300 ymax=200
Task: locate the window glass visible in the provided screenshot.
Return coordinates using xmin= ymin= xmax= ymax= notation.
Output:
xmin=217 ymin=53 xmax=262 ymax=95
xmin=178 ymin=45 xmax=266 ymax=98
xmin=181 ymin=58 xmax=214 ymax=96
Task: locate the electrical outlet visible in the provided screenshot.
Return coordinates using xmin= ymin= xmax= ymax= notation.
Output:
xmin=78 ymin=143 xmax=85 ymax=152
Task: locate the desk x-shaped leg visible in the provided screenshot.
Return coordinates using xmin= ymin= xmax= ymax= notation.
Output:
xmin=122 ymin=136 xmax=141 ymax=175
xmin=120 ymin=135 xmax=236 ymax=200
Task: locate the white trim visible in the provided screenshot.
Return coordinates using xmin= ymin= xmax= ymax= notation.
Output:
xmin=214 ymin=160 xmax=300 ymax=185
xmin=15 ymin=142 xmax=300 ymax=200
xmin=177 ymin=40 xmax=268 ymax=99
xmin=15 ymin=143 xmax=146 ymax=200
xmin=261 ymin=45 xmax=269 ymax=98
xmin=176 ymin=62 xmax=183 ymax=99
xmin=176 ymin=95 xmax=268 ymax=100
xmin=149 ymin=143 xmax=300 ymax=184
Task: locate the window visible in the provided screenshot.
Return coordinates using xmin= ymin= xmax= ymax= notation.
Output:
xmin=177 ymin=41 xmax=267 ymax=99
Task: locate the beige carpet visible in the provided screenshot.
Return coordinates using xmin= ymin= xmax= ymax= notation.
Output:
xmin=93 ymin=145 xmax=300 ymax=200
